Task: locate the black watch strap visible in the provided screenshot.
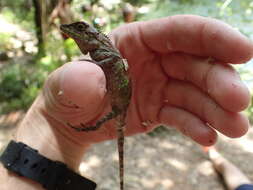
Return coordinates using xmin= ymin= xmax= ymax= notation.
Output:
xmin=0 ymin=140 xmax=96 ymax=190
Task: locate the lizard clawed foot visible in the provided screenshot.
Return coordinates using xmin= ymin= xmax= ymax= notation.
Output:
xmin=67 ymin=110 xmax=120 ymax=132
xmin=67 ymin=122 xmax=85 ymax=132
xmin=67 ymin=122 xmax=100 ymax=132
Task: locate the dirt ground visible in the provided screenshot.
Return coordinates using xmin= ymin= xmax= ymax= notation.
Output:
xmin=0 ymin=112 xmax=253 ymax=190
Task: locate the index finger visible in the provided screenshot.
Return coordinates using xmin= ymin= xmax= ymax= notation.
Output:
xmin=113 ymin=15 xmax=253 ymax=63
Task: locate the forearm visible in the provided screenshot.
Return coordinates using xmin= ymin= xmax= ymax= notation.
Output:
xmin=0 ymin=94 xmax=90 ymax=190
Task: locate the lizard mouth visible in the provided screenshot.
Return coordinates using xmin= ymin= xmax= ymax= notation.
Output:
xmin=60 ymin=24 xmax=78 ymax=38
xmin=60 ymin=25 xmax=71 ymax=36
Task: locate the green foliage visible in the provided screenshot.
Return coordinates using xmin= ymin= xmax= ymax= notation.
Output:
xmin=141 ymin=0 xmax=253 ymax=38
xmin=0 ymin=63 xmax=42 ymax=113
xmin=37 ymin=55 xmax=62 ymax=72
xmin=0 ymin=2 xmax=35 ymax=31
xmin=143 ymin=0 xmax=219 ymax=19
xmin=0 ymin=65 xmax=26 ymax=101
xmin=0 ymin=55 xmax=63 ymax=113
xmin=63 ymin=38 xmax=81 ymax=60
xmin=122 ymin=0 xmax=150 ymax=7
xmin=0 ymin=33 xmax=12 ymax=51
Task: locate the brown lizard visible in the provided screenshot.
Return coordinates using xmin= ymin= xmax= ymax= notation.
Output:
xmin=60 ymin=21 xmax=131 ymax=190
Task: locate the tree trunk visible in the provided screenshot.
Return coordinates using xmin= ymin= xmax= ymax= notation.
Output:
xmin=32 ymin=0 xmax=60 ymax=58
xmin=32 ymin=0 xmax=45 ymax=58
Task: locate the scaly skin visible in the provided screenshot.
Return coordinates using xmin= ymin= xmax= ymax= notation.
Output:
xmin=60 ymin=21 xmax=131 ymax=190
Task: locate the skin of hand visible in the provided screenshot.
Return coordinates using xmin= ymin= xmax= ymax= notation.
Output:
xmin=1 ymin=15 xmax=252 ymax=190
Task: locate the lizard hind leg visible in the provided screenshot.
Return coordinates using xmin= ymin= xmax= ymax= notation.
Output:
xmin=67 ymin=109 xmax=119 ymax=132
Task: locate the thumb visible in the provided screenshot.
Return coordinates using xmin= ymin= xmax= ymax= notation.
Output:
xmin=42 ymin=61 xmax=107 ymax=125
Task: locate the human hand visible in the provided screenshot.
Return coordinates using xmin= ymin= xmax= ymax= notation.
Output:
xmin=17 ymin=15 xmax=252 ymax=167
xmin=110 ymin=15 xmax=252 ymax=145
xmin=7 ymin=15 xmax=252 ymax=190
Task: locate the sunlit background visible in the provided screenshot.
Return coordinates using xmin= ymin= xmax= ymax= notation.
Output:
xmin=0 ymin=0 xmax=253 ymax=190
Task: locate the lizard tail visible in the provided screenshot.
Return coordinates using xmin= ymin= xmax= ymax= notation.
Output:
xmin=118 ymin=131 xmax=124 ymax=190
xmin=117 ymin=114 xmax=126 ymax=190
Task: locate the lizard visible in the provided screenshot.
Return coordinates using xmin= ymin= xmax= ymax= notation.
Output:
xmin=60 ymin=21 xmax=131 ymax=190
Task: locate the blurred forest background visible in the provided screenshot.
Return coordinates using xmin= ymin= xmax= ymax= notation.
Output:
xmin=0 ymin=0 xmax=253 ymax=120
xmin=1 ymin=1 xmax=253 ymax=190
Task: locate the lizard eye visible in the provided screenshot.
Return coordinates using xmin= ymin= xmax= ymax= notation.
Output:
xmin=76 ymin=23 xmax=87 ymax=31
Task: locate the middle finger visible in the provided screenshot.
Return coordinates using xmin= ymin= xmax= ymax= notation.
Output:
xmin=161 ymin=53 xmax=250 ymax=112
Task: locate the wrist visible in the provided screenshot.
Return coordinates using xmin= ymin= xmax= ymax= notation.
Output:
xmin=0 ymin=140 xmax=97 ymax=190
xmin=0 ymin=95 xmax=92 ymax=189
xmin=13 ymin=94 xmax=90 ymax=170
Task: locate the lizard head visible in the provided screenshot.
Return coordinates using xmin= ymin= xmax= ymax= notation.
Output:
xmin=60 ymin=21 xmax=100 ymax=54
